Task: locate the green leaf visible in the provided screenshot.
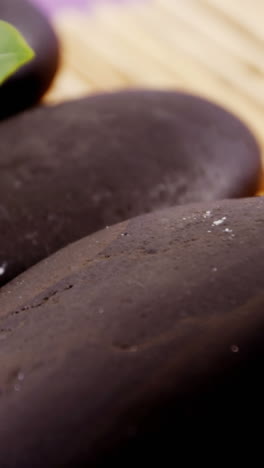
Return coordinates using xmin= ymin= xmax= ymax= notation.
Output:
xmin=0 ymin=20 xmax=35 ymax=85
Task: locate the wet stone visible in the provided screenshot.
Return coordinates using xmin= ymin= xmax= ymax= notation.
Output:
xmin=0 ymin=90 xmax=261 ymax=285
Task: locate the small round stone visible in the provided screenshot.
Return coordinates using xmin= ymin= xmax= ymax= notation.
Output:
xmin=0 ymin=90 xmax=261 ymax=284
xmin=0 ymin=0 xmax=60 ymax=119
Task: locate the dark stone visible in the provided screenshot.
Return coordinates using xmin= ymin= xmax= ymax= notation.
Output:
xmin=0 ymin=90 xmax=261 ymax=285
xmin=0 ymin=197 xmax=264 ymax=466
xmin=0 ymin=0 xmax=60 ymax=119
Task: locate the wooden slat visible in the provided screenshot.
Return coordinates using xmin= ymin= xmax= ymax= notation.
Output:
xmin=203 ymin=0 xmax=264 ymax=42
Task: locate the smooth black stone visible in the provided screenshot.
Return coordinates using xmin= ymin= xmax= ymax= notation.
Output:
xmin=0 ymin=197 xmax=264 ymax=466
xmin=0 ymin=0 xmax=60 ymax=119
xmin=0 ymin=90 xmax=261 ymax=285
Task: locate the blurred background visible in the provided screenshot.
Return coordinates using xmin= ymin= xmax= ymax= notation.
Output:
xmin=33 ymin=0 xmax=264 ymax=190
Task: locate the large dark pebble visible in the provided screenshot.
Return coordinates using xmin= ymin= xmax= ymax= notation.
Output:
xmin=0 ymin=197 xmax=264 ymax=466
xmin=0 ymin=0 xmax=60 ymax=119
xmin=0 ymin=90 xmax=261 ymax=285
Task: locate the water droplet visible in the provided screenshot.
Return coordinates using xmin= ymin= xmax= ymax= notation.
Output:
xmin=0 ymin=262 xmax=7 ymax=276
xmin=230 ymin=345 xmax=239 ymax=353
xmin=212 ymin=217 xmax=227 ymax=227
xmin=14 ymin=384 xmax=21 ymax=392
xmin=17 ymin=372 xmax=25 ymax=382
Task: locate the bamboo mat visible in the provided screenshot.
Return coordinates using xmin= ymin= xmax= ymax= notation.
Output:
xmin=44 ymin=0 xmax=264 ymax=194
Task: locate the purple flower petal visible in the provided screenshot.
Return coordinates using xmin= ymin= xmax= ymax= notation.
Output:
xmin=32 ymin=0 xmax=141 ymax=15
xmin=31 ymin=0 xmax=88 ymax=15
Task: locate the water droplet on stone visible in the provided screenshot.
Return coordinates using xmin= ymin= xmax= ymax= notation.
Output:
xmin=17 ymin=372 xmax=25 ymax=382
xmin=0 ymin=263 xmax=7 ymax=276
xmin=231 ymin=345 xmax=239 ymax=353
